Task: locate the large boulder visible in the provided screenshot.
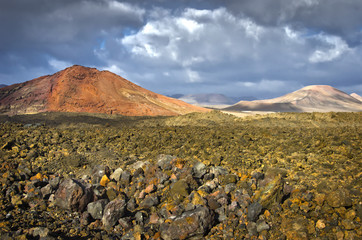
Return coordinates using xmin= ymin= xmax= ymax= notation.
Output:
xmin=160 ymin=206 xmax=214 ymax=240
xmin=255 ymin=171 xmax=285 ymax=209
xmin=54 ymin=179 xmax=93 ymax=212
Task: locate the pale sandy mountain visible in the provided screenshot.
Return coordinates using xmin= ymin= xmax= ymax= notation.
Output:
xmin=0 ymin=65 xmax=209 ymax=116
xmin=350 ymin=93 xmax=362 ymax=102
xmin=225 ymin=85 xmax=362 ymax=112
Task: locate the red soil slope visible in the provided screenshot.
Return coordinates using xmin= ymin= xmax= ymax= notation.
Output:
xmin=0 ymin=65 xmax=209 ymax=116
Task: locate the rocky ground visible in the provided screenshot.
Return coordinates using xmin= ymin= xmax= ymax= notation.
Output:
xmin=0 ymin=111 xmax=361 ymax=239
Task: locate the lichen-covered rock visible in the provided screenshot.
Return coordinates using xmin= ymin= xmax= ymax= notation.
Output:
xmin=170 ymin=179 xmax=189 ymax=201
xmin=255 ymin=174 xmax=284 ymax=209
xmin=102 ymin=199 xmax=126 ymax=228
xmin=326 ymin=188 xmax=352 ymax=208
xmin=281 ymin=215 xmax=309 ymax=240
xmin=99 ymin=175 xmax=110 ymax=187
xmin=220 ymin=174 xmax=238 ymax=185
xmin=160 ymin=206 xmax=214 ymax=240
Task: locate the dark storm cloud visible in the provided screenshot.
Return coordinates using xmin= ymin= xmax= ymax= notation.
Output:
xmin=0 ymin=0 xmax=144 ymax=83
xmin=226 ymin=0 xmax=362 ymax=46
xmin=0 ymin=0 xmax=144 ymax=47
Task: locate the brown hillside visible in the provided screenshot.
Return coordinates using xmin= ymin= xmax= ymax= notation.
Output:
xmin=0 ymin=65 xmax=209 ymax=116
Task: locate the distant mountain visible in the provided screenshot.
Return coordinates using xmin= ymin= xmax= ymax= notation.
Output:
xmin=224 ymin=85 xmax=362 ymax=112
xmin=0 ymin=84 xmax=7 ymax=89
xmin=350 ymin=93 xmax=362 ymax=102
xmin=0 ymin=65 xmax=209 ymax=116
xmin=169 ymin=93 xmax=255 ymax=107
xmin=178 ymin=93 xmax=235 ymax=105
xmin=168 ymin=94 xmax=185 ymax=99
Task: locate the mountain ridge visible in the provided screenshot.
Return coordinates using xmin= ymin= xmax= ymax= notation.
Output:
xmin=350 ymin=93 xmax=362 ymax=102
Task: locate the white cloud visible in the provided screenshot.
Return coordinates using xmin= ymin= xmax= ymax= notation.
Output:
xmin=176 ymin=18 xmax=203 ymax=34
xmin=238 ymin=79 xmax=289 ymax=92
xmin=49 ymin=58 xmax=72 ymax=71
xmin=235 ymin=79 xmax=302 ymax=99
xmin=120 ymin=7 xmax=266 ymax=65
xmin=89 ymin=5 xmax=362 ymax=98
xmin=309 ymin=35 xmax=350 ymax=63
xmin=186 ymin=69 xmax=201 ymax=83
xmin=284 ymin=26 xmax=299 ymax=40
xmin=102 ymin=64 xmax=126 ymax=77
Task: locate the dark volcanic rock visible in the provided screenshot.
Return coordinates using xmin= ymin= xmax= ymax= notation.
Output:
xmin=120 ymin=171 xmax=131 ymax=186
xmin=192 ymin=161 xmax=207 ymax=179
xmin=41 ymin=184 xmax=53 ymax=199
xmin=247 ymin=221 xmax=258 ymax=236
xmin=87 ymin=199 xmax=109 ymax=220
xmin=156 ymin=154 xmax=175 ymax=171
xmin=139 ymin=195 xmax=159 ymax=209
xmin=247 ymin=202 xmax=263 ymax=222
xmin=54 ymin=179 xmax=93 ymax=212
xmin=91 ymin=165 xmax=110 ymax=184
xmin=102 ymin=199 xmax=127 ymax=228
xmin=160 ymin=206 xmax=214 ymax=240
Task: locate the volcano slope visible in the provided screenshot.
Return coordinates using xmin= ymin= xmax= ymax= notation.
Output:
xmin=0 ymin=65 xmax=208 ymax=116
xmin=0 ymin=111 xmax=361 ymax=239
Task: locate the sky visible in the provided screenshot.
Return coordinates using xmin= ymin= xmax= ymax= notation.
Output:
xmin=1 ymin=0 xmax=362 ymax=99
